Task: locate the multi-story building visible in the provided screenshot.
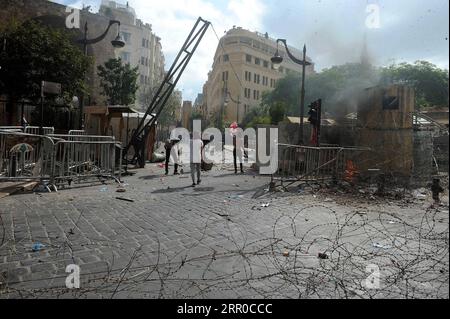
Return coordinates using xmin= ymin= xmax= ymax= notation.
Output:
xmin=181 ymin=101 xmax=193 ymax=130
xmin=99 ymin=0 xmax=165 ymax=110
xmin=203 ymin=27 xmax=315 ymax=124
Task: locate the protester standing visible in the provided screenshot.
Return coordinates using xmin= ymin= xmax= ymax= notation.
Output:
xmin=190 ymin=132 xmax=203 ymax=187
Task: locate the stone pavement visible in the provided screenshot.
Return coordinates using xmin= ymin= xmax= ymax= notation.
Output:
xmin=0 ymin=163 xmax=448 ymax=299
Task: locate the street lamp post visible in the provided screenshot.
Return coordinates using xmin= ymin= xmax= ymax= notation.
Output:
xmin=224 ymin=90 xmax=241 ymax=124
xmin=77 ymin=20 xmax=125 ymax=130
xmin=271 ymin=39 xmax=311 ymax=145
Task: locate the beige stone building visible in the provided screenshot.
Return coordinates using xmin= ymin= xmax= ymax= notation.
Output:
xmin=99 ymin=0 xmax=166 ymax=110
xmin=203 ymin=27 xmax=315 ymax=125
xmin=181 ymin=101 xmax=193 ymax=130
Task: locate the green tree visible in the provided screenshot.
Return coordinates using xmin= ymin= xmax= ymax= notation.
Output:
xmin=241 ymin=104 xmax=271 ymax=129
xmin=97 ymin=58 xmax=139 ymax=105
xmin=269 ymin=101 xmax=286 ymax=124
xmin=0 ymin=20 xmax=91 ymax=104
xmin=262 ymin=61 xmax=448 ymax=117
xmin=380 ymin=61 xmax=449 ymax=108
xmin=159 ymin=91 xmax=182 ymax=128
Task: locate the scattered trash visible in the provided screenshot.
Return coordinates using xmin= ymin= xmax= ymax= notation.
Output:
xmin=68 ymin=229 xmax=75 ymax=235
xmin=116 ymin=188 xmax=126 ymax=193
xmin=283 ymin=251 xmax=290 ymax=257
xmin=232 ymin=184 xmax=240 ymax=187
xmin=324 ymin=198 xmax=333 ymax=202
xmin=229 ymin=194 xmax=244 ymax=200
xmin=158 ymin=163 xmax=165 ymax=169
xmin=318 ymin=253 xmax=329 ymax=260
xmin=261 ymin=203 xmax=270 ymax=208
xmin=32 ymin=242 xmax=45 ymax=252
xmin=116 ymin=197 xmax=134 ymax=203
xmin=372 ymin=243 xmax=391 ymax=249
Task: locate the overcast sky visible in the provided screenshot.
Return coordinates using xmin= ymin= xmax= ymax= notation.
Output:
xmin=54 ymin=0 xmax=449 ymax=102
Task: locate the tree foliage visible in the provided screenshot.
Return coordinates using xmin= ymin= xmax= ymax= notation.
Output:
xmin=0 ymin=20 xmax=91 ymax=104
xmin=380 ymin=61 xmax=449 ymax=108
xmin=261 ymin=61 xmax=448 ymax=121
xmin=97 ymin=58 xmax=139 ymax=105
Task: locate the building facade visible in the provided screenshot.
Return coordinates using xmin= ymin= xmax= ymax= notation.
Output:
xmin=203 ymin=27 xmax=315 ymax=125
xmin=181 ymin=101 xmax=193 ymax=130
xmin=99 ymin=0 xmax=166 ymax=110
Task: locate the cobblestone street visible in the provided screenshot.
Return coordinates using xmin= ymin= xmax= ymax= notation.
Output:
xmin=0 ymin=164 xmax=448 ymax=299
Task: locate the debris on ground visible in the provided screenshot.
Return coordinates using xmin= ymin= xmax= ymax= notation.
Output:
xmin=31 ymin=242 xmax=45 ymax=252
xmin=372 ymin=242 xmax=391 ymax=249
xmin=318 ymin=253 xmax=329 ymax=260
xmin=283 ymin=251 xmax=290 ymax=257
xmin=261 ymin=203 xmax=270 ymax=208
xmin=116 ymin=197 xmax=134 ymax=203
xmin=0 ymin=182 xmax=38 ymax=199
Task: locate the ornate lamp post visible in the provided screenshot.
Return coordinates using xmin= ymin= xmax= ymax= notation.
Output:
xmin=271 ymin=39 xmax=311 ymax=145
xmin=77 ymin=20 xmax=125 ymax=130
xmin=223 ymin=90 xmax=241 ymax=124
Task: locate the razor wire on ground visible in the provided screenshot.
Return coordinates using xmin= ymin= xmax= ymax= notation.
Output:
xmin=0 ymin=197 xmax=447 ymax=299
xmin=0 ymin=129 xmax=122 ymax=189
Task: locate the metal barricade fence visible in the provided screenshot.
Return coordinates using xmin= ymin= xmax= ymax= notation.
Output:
xmin=24 ymin=126 xmax=55 ymax=135
xmin=1 ymin=131 xmax=122 ymax=188
xmin=51 ymin=139 xmax=121 ymax=186
xmin=275 ymin=143 xmax=370 ymax=183
xmin=68 ymin=130 xmax=86 ymax=136
xmin=0 ymin=131 xmax=54 ymax=182
xmin=0 ymin=126 xmax=24 ymax=132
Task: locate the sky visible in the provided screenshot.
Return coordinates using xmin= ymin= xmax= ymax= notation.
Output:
xmin=54 ymin=0 xmax=449 ymax=102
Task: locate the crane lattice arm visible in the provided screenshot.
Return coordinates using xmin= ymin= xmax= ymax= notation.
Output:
xmin=125 ymin=17 xmax=210 ymax=166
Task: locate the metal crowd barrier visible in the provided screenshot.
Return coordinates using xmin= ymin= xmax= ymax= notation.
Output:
xmin=68 ymin=130 xmax=86 ymax=136
xmin=0 ymin=131 xmax=54 ymax=182
xmin=0 ymin=126 xmax=24 ymax=132
xmin=0 ymin=130 xmax=122 ymax=189
xmin=274 ymin=143 xmax=370 ymax=184
xmin=24 ymin=126 xmax=55 ymax=135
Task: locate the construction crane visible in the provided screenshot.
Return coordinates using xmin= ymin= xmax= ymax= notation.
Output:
xmin=124 ymin=17 xmax=210 ymax=168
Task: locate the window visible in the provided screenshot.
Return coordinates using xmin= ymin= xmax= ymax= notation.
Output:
xmin=121 ymin=32 xmax=131 ymax=44
xmin=142 ymin=38 xmax=146 ymax=47
xmin=255 ymin=58 xmax=261 ymax=65
xmin=120 ymin=52 xmax=131 ymax=63
xmin=240 ymin=37 xmax=252 ymax=45
xmin=244 ymin=88 xmax=251 ymax=99
xmin=245 ymin=71 xmax=252 ymax=82
xmin=141 ymin=57 xmax=145 ymax=65
xmin=253 ymin=90 xmax=260 ymax=100
xmin=222 ymin=71 xmax=229 ymax=81
xmin=140 ymin=75 xmax=145 ymax=84
xmin=254 ymin=74 xmax=260 ymax=85
xmin=263 ymin=60 xmax=269 ymax=68
xmin=383 ymin=94 xmax=400 ymax=110
xmin=279 ymin=66 xmax=284 ymax=73
xmin=246 ymin=54 xmax=252 ymax=63
xmin=223 ymin=54 xmax=229 ymax=62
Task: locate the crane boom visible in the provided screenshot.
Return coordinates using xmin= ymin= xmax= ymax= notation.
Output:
xmin=124 ymin=17 xmax=210 ymax=167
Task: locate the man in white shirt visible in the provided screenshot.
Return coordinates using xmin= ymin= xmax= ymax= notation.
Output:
xmin=190 ymin=132 xmax=204 ymax=187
